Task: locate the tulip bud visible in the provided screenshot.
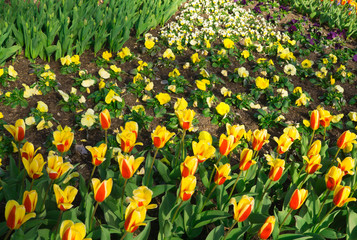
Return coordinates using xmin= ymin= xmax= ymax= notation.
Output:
xmin=325 ymin=166 xmax=343 ymax=191
xmin=179 ymin=175 xmax=196 ymax=201
xmin=258 ymin=216 xmax=276 ymax=239
xmin=5 ymin=200 xmax=36 ymax=230
xmin=52 ymin=126 xmax=74 ymax=153
xmin=214 ymin=163 xmax=232 ymax=185
xmin=333 ymin=185 xmax=356 ymax=207
xmin=307 ymin=140 xmax=321 ymax=158
xmin=175 ymin=109 xmax=196 ymax=130
xmin=266 ymin=154 xmax=285 ymax=181
xmin=219 ymin=134 xmax=239 ymax=156
xmin=337 ymin=131 xmax=357 ymax=150
xmin=239 ymin=148 xmax=255 ymax=171
xmin=47 ymin=151 xmax=73 ymax=180
xmin=22 ymin=190 xmax=38 ymax=213
xmin=318 ymin=107 xmax=333 ymax=128
xmin=289 ymin=189 xmax=308 ymax=210
xmin=117 ymin=154 xmax=144 ymax=179
xmin=92 ymin=178 xmax=113 ymax=202
xmin=4 ymin=119 xmax=26 ymax=142
xmin=230 ymin=195 xmax=254 ymax=222
xmin=99 ymin=109 xmax=111 ymax=130
xmin=252 ymin=129 xmax=270 ymax=152
xmin=151 ymin=126 xmax=175 ymax=149
xmin=180 ymin=156 xmax=198 ymax=177
xmin=303 ymin=154 xmax=322 ymax=174
xmin=310 ymin=110 xmax=320 ymax=130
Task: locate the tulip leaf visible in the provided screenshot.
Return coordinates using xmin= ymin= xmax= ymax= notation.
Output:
xmin=0 ymin=222 xmax=7 ymax=239
xmin=194 ymin=210 xmax=231 ymax=228
xmin=225 ymin=225 xmax=250 ymax=240
xmin=155 ymin=158 xmax=171 ymax=184
xmin=278 ymin=233 xmax=313 ymax=239
xmin=100 ymin=225 xmax=111 ymax=240
xmin=36 ymin=229 xmax=51 ymax=240
xmin=205 ymin=224 xmax=224 ymax=240
xmin=347 ymin=207 xmax=357 ymax=240
xmin=152 ymin=184 xmax=175 ymax=198
xmin=320 ymin=228 xmax=346 ymax=239
xmin=136 ymin=222 xmax=151 ymax=240
xmin=199 ymin=164 xmax=210 ymax=189
xmin=295 ymin=215 xmax=312 ymax=233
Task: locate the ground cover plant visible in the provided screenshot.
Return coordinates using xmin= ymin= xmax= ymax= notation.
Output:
xmin=0 ymin=0 xmax=356 ymax=239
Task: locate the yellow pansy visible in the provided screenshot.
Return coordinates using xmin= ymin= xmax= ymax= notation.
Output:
xmin=155 ymin=93 xmax=171 ymax=105
xmin=216 ymin=102 xmax=230 ymax=116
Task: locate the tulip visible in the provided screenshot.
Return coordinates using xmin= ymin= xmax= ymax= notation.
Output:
xmin=179 ymin=175 xmax=196 ymax=201
xmin=219 ymin=134 xmax=239 ymax=156
xmin=53 ymin=184 xmax=78 ymax=211
xmin=180 ymin=156 xmax=198 ymax=177
xmin=230 ymin=195 xmax=254 ymax=222
xmin=21 ymin=142 xmax=40 ymax=162
xmin=99 ymin=109 xmax=111 ymax=130
xmin=239 ymin=148 xmax=256 ymax=171
xmin=175 ymin=109 xmax=196 ymax=130
xmin=318 ymin=107 xmax=333 ymax=128
xmin=303 ymin=154 xmax=322 ymax=174
xmin=92 ymin=178 xmax=113 ymax=202
xmin=192 ymin=140 xmax=216 ymax=163
xmin=118 ymin=154 xmax=144 ymax=179
xmin=307 ymin=140 xmax=321 ymax=158
xmin=22 ymin=190 xmax=38 ymax=213
xmin=117 ymin=130 xmax=143 ymax=153
xmin=47 ymin=151 xmax=73 ymax=180
xmin=337 ymin=130 xmax=357 ymax=150
xmin=258 ymin=216 xmax=276 ymax=239
xmin=252 ymin=129 xmax=270 ymax=152
xmin=151 ymin=125 xmax=175 ymax=149
xmin=4 ymin=119 xmax=25 ymax=142
xmin=5 ymin=200 xmax=36 ymax=230
xmin=325 ymin=166 xmax=343 ymax=191
xmin=120 ymin=121 xmax=139 ymax=139
xmin=214 ymin=163 xmax=232 ymax=185
xmin=124 ymin=206 xmax=147 ymax=233
xmin=274 ymin=133 xmax=293 ymax=155
xmin=337 ymin=157 xmax=355 ymax=175
xmin=60 ymin=220 xmax=90 ymax=240
xmin=22 ymin=153 xmax=45 ymax=180
xmin=52 ymin=126 xmax=74 ymax=154
xmin=289 ymin=189 xmax=308 ymax=210
xmin=310 ymin=110 xmax=320 ymax=130
xmin=126 ymin=186 xmax=158 ymax=210
xmin=86 ymin=143 xmax=107 ymax=167
xmin=198 ymin=131 xmax=213 ymax=144
xmin=226 ymin=123 xmax=245 ymax=143
xmin=333 ymin=185 xmax=356 ymax=207
xmin=283 ymin=126 xmax=301 ymax=141
xmin=266 ymin=155 xmax=285 ymax=181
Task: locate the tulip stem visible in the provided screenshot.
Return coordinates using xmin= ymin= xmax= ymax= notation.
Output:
xmin=121 ymin=179 xmax=128 ymax=219
xmin=4 ymin=229 xmax=13 ymax=240
xmin=18 ymin=142 xmax=22 ymax=169
xmin=317 ymin=190 xmax=331 ymax=218
xmin=228 ymin=171 xmax=243 ymax=200
xmin=308 ymin=129 xmax=315 ymax=150
xmin=332 ymin=148 xmax=340 ymax=163
xmin=323 ymin=127 xmax=327 ymax=142
xmin=54 ymin=210 xmax=63 ymax=236
xmin=146 ymin=148 xmax=159 ymax=186
xmin=256 ymin=179 xmax=272 ymax=212
xmin=223 ymin=220 xmax=237 ymax=240
xmin=30 ymin=178 xmax=34 ymax=191
xmin=41 ymin=179 xmax=54 ymax=212
xmin=171 ymin=200 xmax=183 ymax=224
xmin=176 ymin=129 xmax=186 ymax=167
xmin=313 ymin=206 xmax=337 ymax=233
xmin=105 ymin=129 xmax=108 ymax=146
xmin=90 ymin=201 xmax=99 ymax=230
xmin=200 ymin=184 xmax=218 ymax=212
xmin=209 ymin=155 xmax=223 ymax=183
xmin=244 ymin=168 xmax=249 ymax=181
xmin=297 ymin=174 xmax=309 ymax=189
xmin=279 ymin=208 xmax=293 ymax=232
xmin=120 ymin=232 xmax=128 ymax=240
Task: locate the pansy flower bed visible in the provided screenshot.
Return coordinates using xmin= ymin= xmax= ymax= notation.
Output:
xmin=0 ymin=0 xmax=356 ymax=239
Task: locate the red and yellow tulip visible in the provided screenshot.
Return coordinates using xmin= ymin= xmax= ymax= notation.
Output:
xmin=219 ymin=134 xmax=239 ymax=156
xmin=303 ymin=154 xmax=322 ymax=174
xmin=266 ymin=154 xmax=285 ymax=181
xmin=325 ymin=166 xmax=343 ymax=191
xmin=126 ymin=186 xmax=158 ymax=210
xmin=337 ymin=130 xmax=357 ymax=150
xmin=175 ymin=109 xmax=196 ymax=130
xmin=310 ymin=110 xmax=320 ymax=130
xmin=92 ymin=178 xmax=113 ymax=202
xmin=99 ymin=109 xmax=111 ymax=130
xmin=179 ymin=175 xmax=196 ymax=201
xmin=318 ymin=107 xmax=333 ymax=128
xmin=117 ymin=130 xmax=143 ymax=153
xmin=337 ymin=157 xmax=355 ymax=175
xmin=4 ymin=119 xmax=26 ymax=142
xmin=192 ymin=140 xmax=216 ymax=163
xmin=307 ymin=140 xmax=321 ymax=158
xmin=333 ymin=185 xmax=356 ymax=207
xmin=180 ymin=156 xmax=198 ymax=177
xmin=289 ymin=188 xmax=308 ymax=210
xmin=86 ymin=143 xmax=107 ymax=166
xmin=229 ymin=195 xmax=254 ymax=222
xmin=47 ymin=151 xmax=73 ymax=180
xmin=226 ymin=123 xmax=245 ymax=143
xmin=258 ymin=216 xmax=276 ymax=239
xmin=283 ymin=126 xmax=301 ymax=141
xmin=53 ymin=184 xmax=78 ymax=211
xmin=52 ymin=126 xmax=74 ymax=153
xmin=120 ymin=121 xmax=139 ymax=139
xmin=239 ymin=148 xmax=255 ymax=171
xmin=117 ymin=154 xmax=144 ymax=179
xmin=252 ymin=129 xmax=270 ymax=152
xmin=60 ymin=220 xmax=91 ymax=240
xmin=274 ymin=133 xmax=293 ymax=154
xmin=5 ymin=200 xmax=35 ymax=229
xmin=22 ymin=190 xmax=38 ymax=213
xmin=124 ymin=206 xmax=147 ymax=233
xmin=21 ymin=142 xmax=40 ymax=162
xmin=151 ymin=126 xmax=175 ymax=149
xmin=23 ymin=153 xmax=45 ymax=179
xmin=214 ymin=163 xmax=232 ymax=185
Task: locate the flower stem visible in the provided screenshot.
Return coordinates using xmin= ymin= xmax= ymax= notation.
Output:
xmin=200 ymin=184 xmax=218 ymax=212
xmin=41 ymin=179 xmax=54 ymax=212
xmin=120 ymin=231 xmax=128 ymax=240
xmin=179 ymin=130 xmax=187 ymax=167
xmin=90 ymin=201 xmax=99 ymax=230
xmin=323 ymin=127 xmax=327 ymax=142
xmin=4 ymin=229 xmax=13 ymax=240
xmin=313 ymin=206 xmax=337 ymax=233
xmin=121 ymin=178 xmax=128 ymax=219
xmin=279 ymin=208 xmax=293 ymax=232
xmin=308 ymin=129 xmax=315 ymax=150
xmin=332 ymin=148 xmax=340 ymax=163
xmin=105 ymin=129 xmax=108 ymax=146
xmin=209 ymin=154 xmax=223 ymax=183
xmin=54 ymin=210 xmax=63 ymax=236
xmin=317 ymin=190 xmax=331 ymax=218
xmin=171 ymin=200 xmax=183 ymax=224
xmin=223 ymin=220 xmax=237 ymax=240
xmin=90 ymin=165 xmax=97 ymax=180
xmin=256 ymin=179 xmax=272 ymax=212
xmin=228 ymin=171 xmax=243 ymax=200
xmin=146 ymin=148 xmax=159 ymax=186
xmin=30 ymin=178 xmax=34 ymax=191
xmin=297 ymin=174 xmax=309 ymax=189
xmin=18 ymin=142 xmax=22 ymax=169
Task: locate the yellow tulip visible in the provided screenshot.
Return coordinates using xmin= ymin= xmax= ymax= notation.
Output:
xmin=23 ymin=153 xmax=45 ymax=179
xmin=53 ymin=184 xmax=78 ymax=211
xmin=126 ymin=186 xmax=158 ymax=210
xmin=180 ymin=156 xmax=198 ymax=177
xmin=192 ymin=140 xmax=216 ymax=163
xmin=60 ymin=220 xmax=91 ymax=240
xmin=179 ymin=175 xmax=196 ymax=201
xmin=5 ymin=200 xmax=35 ymax=229
xmin=86 ymin=144 xmax=107 ymax=166
xmin=175 ymin=109 xmax=196 ymax=130
xmin=4 ymin=119 xmax=26 ymax=142
xmin=214 ymin=163 xmax=232 ymax=185
xmin=230 ymin=195 xmax=254 ymax=222
xmin=22 ymin=190 xmax=38 ymax=213
xmin=92 ymin=178 xmax=113 ymax=202
xmin=52 ymin=126 xmax=74 ymax=153
xmin=226 ymin=123 xmax=245 ymax=143
xmin=151 ymin=126 xmax=175 ymax=148
xmin=117 ymin=154 xmax=144 ymax=179
xmin=333 ymin=185 xmax=356 ymax=207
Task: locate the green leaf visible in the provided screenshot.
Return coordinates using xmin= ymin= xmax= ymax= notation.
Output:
xmin=205 ymin=224 xmax=224 ymax=240
xmin=320 ymin=228 xmax=346 ymax=239
xmin=194 ymin=210 xmax=231 ymax=228
xmin=100 ymin=226 xmax=111 ymax=240
xmin=155 ymin=159 xmax=171 ymax=183
xmin=347 ymin=207 xmax=357 ymax=240
xmin=226 ymin=225 xmax=250 ymax=240
xmin=136 ymin=222 xmax=151 ymax=240
xmin=199 ymin=164 xmax=210 ymax=188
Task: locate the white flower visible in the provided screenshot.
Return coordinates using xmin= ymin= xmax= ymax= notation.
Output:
xmin=58 ymin=90 xmax=69 ymax=102
xmin=81 ymin=79 xmax=96 ymax=88
xmin=237 ymin=67 xmax=249 ymax=78
xmin=25 ymin=116 xmax=36 ymax=126
xmin=81 ymin=108 xmax=97 ymax=128
xmin=99 ymin=68 xmax=110 ymax=79
xmin=335 ymin=85 xmax=344 ymax=93
xmin=284 ymin=64 xmax=296 ymax=76
xmin=79 ymin=96 xmax=86 ymax=103
xmin=277 ymin=88 xmax=288 ymax=98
